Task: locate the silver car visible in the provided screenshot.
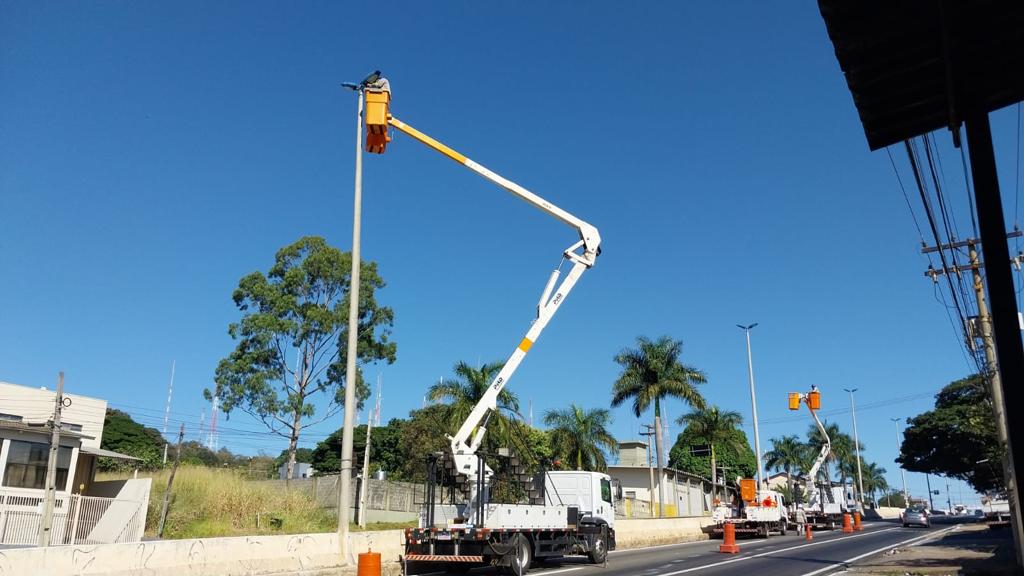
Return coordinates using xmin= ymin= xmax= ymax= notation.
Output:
xmin=902 ymin=507 xmax=930 ymax=528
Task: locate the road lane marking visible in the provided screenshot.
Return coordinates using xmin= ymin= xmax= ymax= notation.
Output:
xmin=534 ymin=568 xmax=585 ymax=575
xmin=609 ymin=539 xmax=711 ymax=555
xmin=795 ymin=525 xmax=960 ymax=576
xmin=651 ymin=527 xmax=899 ymax=575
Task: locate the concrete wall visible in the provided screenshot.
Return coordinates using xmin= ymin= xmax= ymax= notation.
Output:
xmin=864 ymin=506 xmax=903 ymax=520
xmin=614 ymin=517 xmax=713 ymax=548
xmin=0 ymin=517 xmax=714 ymax=575
xmin=0 ymin=530 xmax=407 ymax=576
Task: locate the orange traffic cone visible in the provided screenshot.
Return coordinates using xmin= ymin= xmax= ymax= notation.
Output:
xmin=719 ymin=523 xmax=741 ymax=554
xmin=358 ymin=549 xmax=381 ymax=576
xmin=842 ymin=513 xmax=853 ymax=533
xmin=854 ymin=511 xmax=863 ymax=531
xmin=805 ymin=524 xmax=813 ymax=541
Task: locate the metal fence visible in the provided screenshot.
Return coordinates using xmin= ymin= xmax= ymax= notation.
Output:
xmin=0 ymin=488 xmax=146 ymax=546
xmin=259 ymin=476 xmax=425 ymax=514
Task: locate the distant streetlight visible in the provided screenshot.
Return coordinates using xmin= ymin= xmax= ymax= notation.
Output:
xmin=891 ymin=417 xmax=910 ymax=505
xmin=736 ymin=323 xmax=763 ymax=492
xmin=844 ymin=388 xmax=865 ymax=511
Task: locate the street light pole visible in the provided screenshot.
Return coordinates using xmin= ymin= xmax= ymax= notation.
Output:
xmin=891 ymin=417 xmax=910 ymax=506
xmin=737 ymin=323 xmax=763 ymax=492
xmin=337 ymin=78 xmax=368 ymax=564
xmin=844 ymin=388 xmax=865 ymax=511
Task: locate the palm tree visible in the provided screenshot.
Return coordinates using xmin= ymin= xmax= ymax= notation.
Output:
xmin=806 ymin=420 xmax=843 ymax=484
xmin=612 ymin=336 xmax=707 ymax=517
xmin=861 ymin=461 xmax=888 ymax=507
xmin=765 ymin=435 xmax=805 ymax=496
xmin=677 ymin=406 xmax=743 ymax=503
xmin=543 ymin=404 xmax=618 ymax=471
xmin=428 ymin=360 xmax=520 ymax=447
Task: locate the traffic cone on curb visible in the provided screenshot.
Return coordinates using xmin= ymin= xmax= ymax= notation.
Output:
xmin=842 ymin=513 xmax=854 ymax=533
xmin=719 ymin=523 xmax=740 ymax=554
xmin=854 ymin=512 xmax=863 ymax=531
xmin=358 ymin=548 xmax=381 ymax=576
xmin=805 ymin=524 xmax=813 ymax=541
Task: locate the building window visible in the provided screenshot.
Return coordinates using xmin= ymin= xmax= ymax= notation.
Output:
xmin=3 ymin=440 xmax=72 ymax=490
xmin=0 ymin=413 xmax=22 ymax=422
xmin=62 ymin=422 xmax=83 ymax=432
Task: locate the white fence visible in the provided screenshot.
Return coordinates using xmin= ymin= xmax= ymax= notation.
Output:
xmin=0 ymin=488 xmax=146 ymax=546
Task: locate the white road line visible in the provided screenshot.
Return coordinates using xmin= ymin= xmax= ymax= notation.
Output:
xmin=795 ymin=526 xmax=960 ymax=576
xmin=533 ymin=567 xmax=585 ymax=575
xmin=652 ymin=527 xmax=899 ymax=575
xmin=609 ymin=538 xmax=711 ymax=555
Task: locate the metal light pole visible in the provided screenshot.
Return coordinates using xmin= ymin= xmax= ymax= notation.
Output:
xmin=891 ymin=417 xmax=909 ymax=506
xmin=737 ymin=323 xmax=763 ymax=492
xmin=337 ymin=71 xmax=378 ymax=563
xmin=844 ymin=388 xmax=865 ymax=510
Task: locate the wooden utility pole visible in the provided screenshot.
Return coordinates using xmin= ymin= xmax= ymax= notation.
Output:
xmin=39 ymin=372 xmax=65 ymax=547
xmin=157 ymin=423 xmax=185 ymax=538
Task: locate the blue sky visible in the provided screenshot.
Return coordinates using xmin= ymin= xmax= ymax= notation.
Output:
xmin=2 ymin=1 xmax=1020 ymax=505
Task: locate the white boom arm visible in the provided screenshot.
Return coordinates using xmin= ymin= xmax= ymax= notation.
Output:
xmin=386 ymin=116 xmax=602 ymax=481
xmin=801 ymin=394 xmax=831 ymax=509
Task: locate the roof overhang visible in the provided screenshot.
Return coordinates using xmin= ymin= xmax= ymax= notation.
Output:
xmin=0 ymin=420 xmax=93 ymax=440
xmin=818 ymin=0 xmax=1024 ymax=150
xmin=79 ymin=446 xmax=142 ymax=461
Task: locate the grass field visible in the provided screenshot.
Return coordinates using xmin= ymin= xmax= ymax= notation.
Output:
xmin=99 ymin=466 xmax=411 ymax=539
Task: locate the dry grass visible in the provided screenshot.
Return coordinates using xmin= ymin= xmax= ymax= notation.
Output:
xmin=100 ymin=466 xmax=335 ymax=539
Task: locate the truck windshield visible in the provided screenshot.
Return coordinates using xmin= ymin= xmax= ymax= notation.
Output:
xmin=601 ymin=478 xmax=612 ymax=503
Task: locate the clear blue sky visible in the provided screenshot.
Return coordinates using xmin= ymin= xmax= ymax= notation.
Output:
xmin=2 ymin=1 xmax=1021 ymax=505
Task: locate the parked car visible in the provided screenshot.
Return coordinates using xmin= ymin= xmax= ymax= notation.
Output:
xmin=902 ymin=507 xmax=931 ymax=528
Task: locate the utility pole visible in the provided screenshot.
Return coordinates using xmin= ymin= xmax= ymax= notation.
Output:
xmin=891 ymin=418 xmax=910 ymax=506
xmin=158 ymin=423 xmax=185 ymax=538
xmin=926 ymin=474 xmax=935 ymax=511
xmin=737 ymin=323 xmax=763 ymax=492
xmin=357 ymin=375 xmax=382 ymax=527
xmin=924 ymin=234 xmax=1024 ymax=554
xmin=338 ymin=73 xmax=373 ymax=562
xmin=39 ymin=372 xmax=65 ymax=547
xmin=640 ymin=425 xmax=656 ymax=518
xmin=946 ymin=480 xmax=953 ymax=515
xmin=844 ymin=388 xmax=865 ymax=511
xmin=162 ymin=360 xmax=176 ymax=465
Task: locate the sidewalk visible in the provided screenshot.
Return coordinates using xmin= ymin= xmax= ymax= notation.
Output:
xmin=845 ymin=523 xmax=1018 ymax=575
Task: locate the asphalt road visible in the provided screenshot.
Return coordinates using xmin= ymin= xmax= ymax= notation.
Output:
xmin=408 ymin=520 xmax=954 ymax=576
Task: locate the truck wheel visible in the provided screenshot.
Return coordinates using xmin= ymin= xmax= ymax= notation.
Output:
xmin=502 ymin=534 xmax=532 ymax=575
xmin=588 ymin=526 xmax=608 ymax=564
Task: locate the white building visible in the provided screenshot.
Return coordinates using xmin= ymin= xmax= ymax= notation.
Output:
xmin=608 ymin=440 xmax=730 ymax=518
xmin=0 ymin=380 xmax=151 ymax=546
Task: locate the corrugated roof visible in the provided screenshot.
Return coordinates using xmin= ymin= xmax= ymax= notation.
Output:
xmin=818 ymin=0 xmax=1024 ymax=150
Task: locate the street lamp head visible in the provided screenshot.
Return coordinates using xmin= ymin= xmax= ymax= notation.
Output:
xmin=361 ymin=70 xmax=381 ymax=86
xmin=843 ymin=388 xmax=858 ymax=393
xmin=736 ymin=323 xmax=758 ymax=330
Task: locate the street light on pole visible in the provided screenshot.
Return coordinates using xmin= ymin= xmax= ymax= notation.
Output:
xmin=337 ymin=70 xmax=380 ymax=563
xmin=844 ymin=388 xmax=865 ymax=511
xmin=891 ymin=417 xmax=910 ymax=506
xmin=737 ymin=323 xmax=763 ymax=492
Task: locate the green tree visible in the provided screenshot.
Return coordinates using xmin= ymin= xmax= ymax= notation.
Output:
xmin=427 ymin=360 xmax=520 ymax=449
xmin=311 ymin=420 xmax=404 ymax=478
xmin=612 ymin=335 xmax=706 ymax=516
xmin=878 ymin=490 xmax=906 ymax=508
xmin=807 ymin=421 xmax=844 ymax=484
xmin=98 ymin=409 xmax=164 ymax=471
xmin=543 ymin=404 xmax=618 ymax=471
xmin=395 ymin=405 xmax=454 ymax=482
xmin=861 ymin=461 xmax=888 ymax=507
xmin=207 ymin=236 xmax=397 ymax=480
xmin=765 ymin=435 xmax=806 ymax=496
xmin=898 ymin=374 xmax=1001 ymax=492
xmin=673 ymin=407 xmax=747 ymax=500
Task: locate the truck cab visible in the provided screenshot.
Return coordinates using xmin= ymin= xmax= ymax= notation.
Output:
xmin=543 ymin=471 xmax=616 ymax=530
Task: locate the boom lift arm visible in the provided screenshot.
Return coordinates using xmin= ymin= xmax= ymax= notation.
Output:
xmin=789 ymin=388 xmax=831 ymax=505
xmin=363 ymin=80 xmax=602 ymax=482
